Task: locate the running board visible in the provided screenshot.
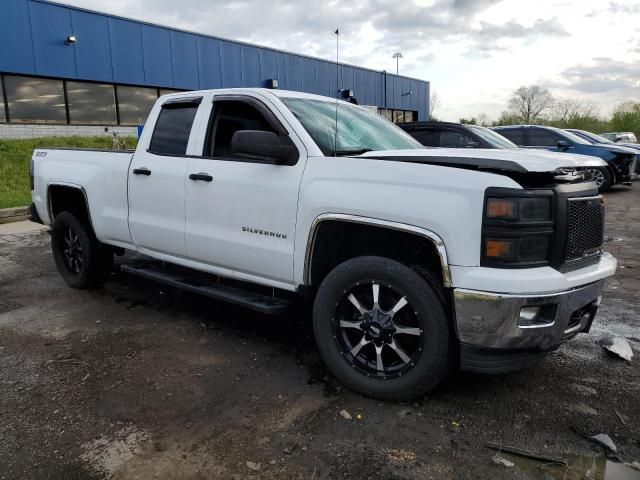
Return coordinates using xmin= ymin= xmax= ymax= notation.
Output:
xmin=120 ymin=263 xmax=290 ymax=315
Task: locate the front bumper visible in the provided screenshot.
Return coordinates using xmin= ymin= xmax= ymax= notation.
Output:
xmin=455 ymin=279 xmax=605 ymax=373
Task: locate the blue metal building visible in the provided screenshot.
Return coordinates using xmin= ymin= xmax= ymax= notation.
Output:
xmin=0 ymin=0 xmax=429 ymax=128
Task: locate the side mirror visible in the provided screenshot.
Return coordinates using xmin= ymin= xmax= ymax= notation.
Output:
xmin=557 ymin=140 xmax=570 ymax=152
xmin=231 ymin=130 xmax=298 ymax=165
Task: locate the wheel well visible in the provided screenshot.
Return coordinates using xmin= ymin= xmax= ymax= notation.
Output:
xmin=48 ymin=185 xmax=90 ymax=223
xmin=307 ymin=220 xmax=447 ymax=290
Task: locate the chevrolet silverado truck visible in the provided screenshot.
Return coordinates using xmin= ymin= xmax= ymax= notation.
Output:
xmin=30 ymin=88 xmax=617 ymax=400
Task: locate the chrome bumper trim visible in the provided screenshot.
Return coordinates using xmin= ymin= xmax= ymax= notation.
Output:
xmin=453 ymin=280 xmax=605 ymax=350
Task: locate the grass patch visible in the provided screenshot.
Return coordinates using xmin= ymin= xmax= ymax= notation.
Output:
xmin=0 ymin=136 xmax=137 ymax=209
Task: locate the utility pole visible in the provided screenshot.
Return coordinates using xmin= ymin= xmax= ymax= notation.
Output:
xmin=392 ymin=52 xmax=403 ymax=75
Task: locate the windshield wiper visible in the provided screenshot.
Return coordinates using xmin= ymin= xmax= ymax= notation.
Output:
xmin=334 ymin=148 xmax=373 ymax=156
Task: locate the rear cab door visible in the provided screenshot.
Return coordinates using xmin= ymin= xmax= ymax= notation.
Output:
xmin=128 ymin=95 xmax=203 ymax=256
xmin=184 ymin=91 xmax=308 ymax=287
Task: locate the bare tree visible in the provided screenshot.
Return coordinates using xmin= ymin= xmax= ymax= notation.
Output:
xmin=553 ymin=98 xmax=599 ymax=122
xmin=476 ymin=113 xmax=490 ymax=127
xmin=429 ymin=89 xmax=441 ymax=119
xmin=507 ymin=85 xmax=555 ymax=123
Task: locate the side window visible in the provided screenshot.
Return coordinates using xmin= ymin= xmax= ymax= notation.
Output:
xmin=411 ymin=128 xmax=439 ymax=147
xmin=496 ymin=128 xmax=524 ymax=146
xmin=149 ymin=100 xmax=201 ymax=155
xmin=528 ymin=129 xmax=563 ymax=147
xmin=439 ymin=129 xmax=474 ymax=148
xmin=204 ymin=100 xmax=277 ymax=158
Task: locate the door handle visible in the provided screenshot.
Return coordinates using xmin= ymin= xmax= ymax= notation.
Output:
xmin=133 ymin=167 xmax=152 ymax=176
xmin=189 ymin=172 xmax=213 ymax=182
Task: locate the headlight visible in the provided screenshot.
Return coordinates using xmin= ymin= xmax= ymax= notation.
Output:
xmin=482 ymin=189 xmax=554 ymax=267
xmin=485 ymin=197 xmax=551 ymax=222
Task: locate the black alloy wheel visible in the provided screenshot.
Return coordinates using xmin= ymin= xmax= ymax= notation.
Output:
xmin=51 ymin=211 xmax=113 ymax=289
xmin=313 ymin=256 xmax=451 ymax=401
xmin=62 ymin=226 xmax=84 ymax=273
xmin=332 ymin=281 xmax=423 ymax=379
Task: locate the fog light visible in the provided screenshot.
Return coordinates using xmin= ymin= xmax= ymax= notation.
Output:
xmin=518 ymin=305 xmax=556 ymax=328
xmin=519 ymin=306 xmax=540 ymax=322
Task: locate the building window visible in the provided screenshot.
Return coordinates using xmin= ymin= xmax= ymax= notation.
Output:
xmin=67 ymin=81 xmax=117 ymax=125
xmin=377 ymin=108 xmax=393 ymax=122
xmin=393 ymin=110 xmax=404 ymax=123
xmin=117 ymin=85 xmax=158 ymax=125
xmin=0 ymin=78 xmax=6 ymax=123
xmin=404 ymin=111 xmax=415 ymax=122
xmin=4 ymin=75 xmax=66 ymax=124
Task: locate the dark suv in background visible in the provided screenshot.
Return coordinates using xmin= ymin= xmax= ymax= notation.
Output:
xmin=493 ymin=125 xmax=637 ymax=191
xmin=398 ymin=121 xmax=518 ymax=149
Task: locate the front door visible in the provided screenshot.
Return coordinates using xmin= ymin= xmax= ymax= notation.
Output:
xmin=184 ymin=93 xmax=306 ymax=284
xmin=128 ymin=97 xmax=202 ymax=256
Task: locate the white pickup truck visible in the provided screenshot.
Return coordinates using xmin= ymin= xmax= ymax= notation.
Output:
xmin=30 ymin=88 xmax=616 ymax=400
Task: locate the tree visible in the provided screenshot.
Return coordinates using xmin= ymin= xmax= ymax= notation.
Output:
xmin=610 ymin=101 xmax=640 ymax=137
xmin=507 ymin=85 xmax=555 ymax=123
xmin=459 ymin=117 xmax=477 ymax=125
xmin=429 ymin=89 xmax=441 ymax=119
xmin=495 ymin=111 xmax=523 ymax=126
xmin=552 ymin=98 xmax=599 ymax=123
xmin=476 ymin=113 xmax=490 ymax=127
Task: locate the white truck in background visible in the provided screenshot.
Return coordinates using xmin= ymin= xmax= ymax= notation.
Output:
xmin=30 ymin=88 xmax=616 ymax=400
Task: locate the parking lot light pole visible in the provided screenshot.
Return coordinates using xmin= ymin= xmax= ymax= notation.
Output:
xmin=392 ymin=52 xmax=403 ymax=75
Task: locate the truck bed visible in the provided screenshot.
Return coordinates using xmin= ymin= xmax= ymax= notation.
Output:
xmin=31 ymin=148 xmax=135 ymax=247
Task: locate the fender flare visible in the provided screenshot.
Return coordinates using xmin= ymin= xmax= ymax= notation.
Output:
xmin=303 ymin=213 xmax=452 ymax=287
xmin=46 ymin=182 xmax=94 ymax=231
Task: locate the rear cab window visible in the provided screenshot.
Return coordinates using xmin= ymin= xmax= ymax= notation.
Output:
xmin=148 ymin=97 xmax=202 ymax=155
xmin=527 ymin=128 xmax=564 ymax=147
xmin=411 ymin=128 xmax=439 ymax=147
xmin=439 ymin=129 xmax=475 ymax=148
xmin=495 ymin=128 xmax=524 ymax=146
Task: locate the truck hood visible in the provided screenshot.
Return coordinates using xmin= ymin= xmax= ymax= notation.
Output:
xmin=360 ymin=148 xmax=607 ymax=173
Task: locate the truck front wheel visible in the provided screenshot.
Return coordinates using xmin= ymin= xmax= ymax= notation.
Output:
xmin=51 ymin=211 xmax=113 ymax=289
xmin=313 ymin=256 xmax=451 ymax=401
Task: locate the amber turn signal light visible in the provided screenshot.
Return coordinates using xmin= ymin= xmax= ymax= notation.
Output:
xmin=485 ymin=239 xmax=513 ymax=258
xmin=486 ymin=198 xmax=516 ymax=219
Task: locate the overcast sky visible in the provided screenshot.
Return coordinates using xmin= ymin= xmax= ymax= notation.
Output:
xmin=56 ymin=0 xmax=640 ymax=121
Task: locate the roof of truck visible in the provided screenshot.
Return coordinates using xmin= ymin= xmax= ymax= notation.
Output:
xmin=159 ymin=88 xmax=352 ymax=104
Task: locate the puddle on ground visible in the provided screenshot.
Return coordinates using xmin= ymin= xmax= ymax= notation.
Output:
xmin=502 ymin=452 xmax=640 ymax=480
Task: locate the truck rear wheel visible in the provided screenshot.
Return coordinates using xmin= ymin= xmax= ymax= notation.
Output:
xmin=313 ymin=256 xmax=451 ymax=401
xmin=51 ymin=211 xmax=113 ymax=289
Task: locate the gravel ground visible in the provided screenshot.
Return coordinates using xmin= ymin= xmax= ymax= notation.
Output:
xmin=1 ymin=186 xmax=639 ymax=480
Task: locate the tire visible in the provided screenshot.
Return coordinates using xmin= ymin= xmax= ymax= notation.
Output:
xmin=313 ymin=256 xmax=451 ymax=401
xmin=585 ymin=167 xmax=612 ymax=192
xmin=51 ymin=211 xmax=113 ymax=289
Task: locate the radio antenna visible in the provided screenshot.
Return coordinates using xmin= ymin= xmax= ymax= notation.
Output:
xmin=334 ymin=28 xmax=339 ymax=157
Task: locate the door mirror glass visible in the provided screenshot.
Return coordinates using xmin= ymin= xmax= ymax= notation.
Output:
xmin=557 ymin=140 xmax=570 ymax=151
xmin=231 ymin=130 xmax=298 ymax=165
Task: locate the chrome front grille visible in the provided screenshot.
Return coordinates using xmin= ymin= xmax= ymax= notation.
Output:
xmin=565 ymin=196 xmax=604 ymax=262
